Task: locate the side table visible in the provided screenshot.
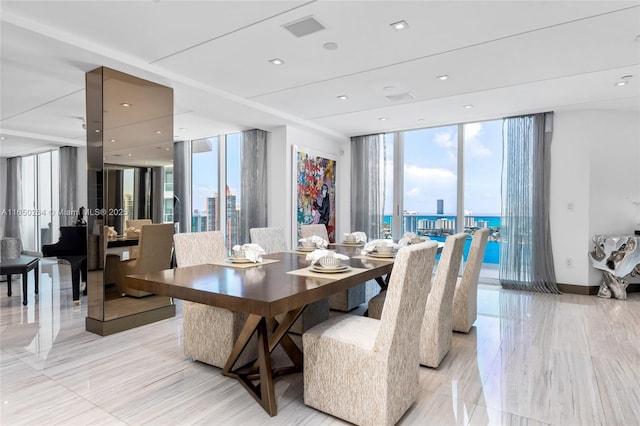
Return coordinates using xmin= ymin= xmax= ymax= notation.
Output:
xmin=0 ymin=256 xmax=40 ymax=305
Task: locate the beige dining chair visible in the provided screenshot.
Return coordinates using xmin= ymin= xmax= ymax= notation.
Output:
xmin=301 ymin=224 xmax=365 ymax=312
xmin=368 ymin=232 xmax=466 ymax=368
xmin=303 ymin=242 xmax=438 ymax=425
xmin=173 ymin=231 xmax=257 ymax=369
xmin=452 ymin=228 xmax=490 ymax=333
xmin=125 ymin=219 xmax=152 ymax=230
xmin=250 ymin=226 xmax=328 ymax=334
xmin=249 ymin=226 xmax=288 ymax=254
xmin=112 ymin=223 xmax=174 ymax=297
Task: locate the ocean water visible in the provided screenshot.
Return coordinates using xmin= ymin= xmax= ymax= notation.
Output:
xmin=383 ymin=215 xmax=501 ymax=264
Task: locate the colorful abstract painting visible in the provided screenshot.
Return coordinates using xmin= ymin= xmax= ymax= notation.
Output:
xmin=296 ymin=150 xmax=336 ymax=242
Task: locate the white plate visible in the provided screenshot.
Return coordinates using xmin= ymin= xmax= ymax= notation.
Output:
xmin=228 ymin=257 xmax=253 ymax=264
xmin=369 ymin=252 xmax=395 ymax=258
xmin=297 ymin=246 xmax=315 ymax=252
xmin=310 ymin=265 xmax=350 ymax=274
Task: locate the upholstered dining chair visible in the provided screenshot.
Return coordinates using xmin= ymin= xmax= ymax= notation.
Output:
xmin=173 ymin=231 xmax=257 ymax=369
xmin=303 ymin=242 xmax=438 ymax=426
xmin=113 ymin=223 xmax=174 ymax=297
xmin=452 ymin=228 xmax=490 ymax=333
xmin=249 ymin=226 xmax=288 ymax=254
xmin=125 ymin=219 xmax=152 ymax=230
xmin=250 ymin=226 xmax=329 ymax=334
xmin=300 ymin=224 xmax=365 ymax=312
xmin=368 ymin=232 xmax=466 ymax=368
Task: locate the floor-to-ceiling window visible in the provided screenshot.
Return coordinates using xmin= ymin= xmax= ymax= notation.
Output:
xmin=191 ymin=137 xmax=219 ymax=233
xmin=225 ymin=132 xmax=241 ymax=251
xmin=20 ymin=150 xmax=60 ymax=253
xmin=381 ymin=119 xmax=502 ymax=279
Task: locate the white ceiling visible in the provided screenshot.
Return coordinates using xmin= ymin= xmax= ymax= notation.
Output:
xmin=1 ymin=1 xmax=639 ymax=165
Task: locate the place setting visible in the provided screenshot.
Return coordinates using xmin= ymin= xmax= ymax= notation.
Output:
xmin=335 ymin=231 xmax=367 ymax=246
xmin=210 ymin=243 xmax=279 ymax=268
xmin=296 ymin=235 xmax=329 ymax=253
xmin=354 ymin=240 xmax=398 ymax=261
xmin=287 ymin=249 xmax=365 ymax=278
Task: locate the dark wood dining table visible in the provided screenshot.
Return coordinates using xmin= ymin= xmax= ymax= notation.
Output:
xmin=125 ymin=245 xmax=394 ymax=416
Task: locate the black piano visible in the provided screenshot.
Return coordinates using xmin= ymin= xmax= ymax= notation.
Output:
xmin=42 ymin=225 xmax=87 ymax=303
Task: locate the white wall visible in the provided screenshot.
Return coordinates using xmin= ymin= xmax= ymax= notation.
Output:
xmin=267 ymin=125 xmax=349 ymax=248
xmin=551 ymin=110 xmax=640 ymax=286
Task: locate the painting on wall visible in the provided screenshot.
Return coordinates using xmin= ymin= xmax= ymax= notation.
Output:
xmin=295 ymin=148 xmax=336 ymax=243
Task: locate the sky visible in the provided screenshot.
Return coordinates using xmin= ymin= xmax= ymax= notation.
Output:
xmin=384 ymin=119 xmax=503 ymax=216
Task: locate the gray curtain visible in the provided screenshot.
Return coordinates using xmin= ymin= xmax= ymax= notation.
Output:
xmin=173 ymin=140 xmax=191 ymax=234
xmin=151 ymin=167 xmax=165 ymax=224
xmin=239 ymin=129 xmax=268 ymax=244
xmin=59 ymin=146 xmax=77 ymax=226
xmin=4 ymin=157 xmax=22 ymax=240
xmin=350 ymin=134 xmax=384 ymax=239
xmin=500 ymin=112 xmax=559 ymax=293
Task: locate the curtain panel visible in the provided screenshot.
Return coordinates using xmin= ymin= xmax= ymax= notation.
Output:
xmin=350 ymin=134 xmax=384 ymax=239
xmin=500 ymin=112 xmax=559 ymax=293
xmin=59 ymin=146 xmax=77 ymax=226
xmin=4 ymin=156 xmax=22 ymax=240
xmin=239 ymin=129 xmax=268 ymax=244
xmin=173 ymin=140 xmax=191 ymax=234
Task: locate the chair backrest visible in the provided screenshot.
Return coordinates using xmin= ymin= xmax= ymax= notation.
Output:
xmin=126 ymin=219 xmax=152 ymax=230
xmin=173 ymin=231 xmax=226 ymax=267
xmin=375 ymin=242 xmax=438 ymax=356
xmin=453 ymin=228 xmax=490 ymax=329
xmin=300 ymin=224 xmax=329 ymax=241
xmin=424 ymin=232 xmax=466 ymax=322
xmin=135 ymin=223 xmax=174 ymax=273
xmin=249 ymin=227 xmax=287 ymax=254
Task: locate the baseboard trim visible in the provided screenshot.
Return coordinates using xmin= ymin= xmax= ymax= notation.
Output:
xmin=557 ymin=283 xmax=640 ymax=295
xmin=86 ymin=304 xmax=176 ymax=336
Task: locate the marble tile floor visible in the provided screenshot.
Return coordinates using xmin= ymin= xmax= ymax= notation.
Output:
xmin=1 ymin=259 xmax=639 ymax=425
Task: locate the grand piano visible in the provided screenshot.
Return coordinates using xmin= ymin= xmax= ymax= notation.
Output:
xmin=42 ymin=225 xmax=88 ymax=303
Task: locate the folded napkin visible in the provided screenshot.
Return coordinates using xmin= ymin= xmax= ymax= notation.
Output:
xmin=398 ymin=232 xmax=417 ymax=247
xmin=344 ymin=231 xmax=367 ymax=243
xmin=298 ymin=235 xmax=329 ymax=249
xmin=125 ymin=227 xmax=141 ymax=238
xmin=233 ymin=243 xmax=266 ymax=263
xmin=305 ymin=249 xmax=349 ymax=265
xmin=362 ymin=239 xmax=397 ymax=254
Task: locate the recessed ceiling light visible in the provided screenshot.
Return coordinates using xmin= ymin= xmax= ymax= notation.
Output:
xmin=323 ymin=42 xmax=338 ymax=50
xmin=463 ymin=105 xmax=473 ymax=109
xmin=337 ymin=95 xmax=349 ymax=100
xmin=0 ymin=136 xmax=6 ymax=140
xmin=269 ymin=58 xmax=285 ymax=65
xmin=127 ymin=153 xmax=132 ymax=157
xmin=155 ymin=130 xmax=162 ymax=134
xmin=165 ymin=147 xmax=170 ymax=151
xmin=379 ymin=117 xmax=388 ymax=121
xmin=120 ymin=103 xmax=131 ymax=107
xmin=390 ymin=20 xmax=409 ymax=31
xmin=614 ymin=81 xmax=628 ymax=86
xmin=95 ymin=129 xmax=101 ymax=133
xmin=110 ymin=139 xmax=116 ymax=143
xmin=436 ymin=75 xmax=449 ymax=81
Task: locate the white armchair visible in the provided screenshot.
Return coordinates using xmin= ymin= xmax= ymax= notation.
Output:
xmin=303 ymin=242 xmax=438 ymax=425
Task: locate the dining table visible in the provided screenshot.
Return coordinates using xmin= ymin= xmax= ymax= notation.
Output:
xmin=125 ymin=244 xmax=394 ymax=416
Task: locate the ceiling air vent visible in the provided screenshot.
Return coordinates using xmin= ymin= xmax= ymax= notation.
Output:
xmin=386 ymin=92 xmax=415 ymax=102
xmin=282 ymin=16 xmax=325 ymax=38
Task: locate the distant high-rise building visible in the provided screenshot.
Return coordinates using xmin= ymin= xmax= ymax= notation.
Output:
xmin=226 ymin=185 xmax=239 ymax=250
xmin=191 ymin=209 xmax=207 ymax=232
xmin=437 ymin=199 xmax=444 ymax=215
xmin=123 ymin=194 xmax=134 ymax=221
xmin=207 ymin=196 xmax=218 ymax=231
